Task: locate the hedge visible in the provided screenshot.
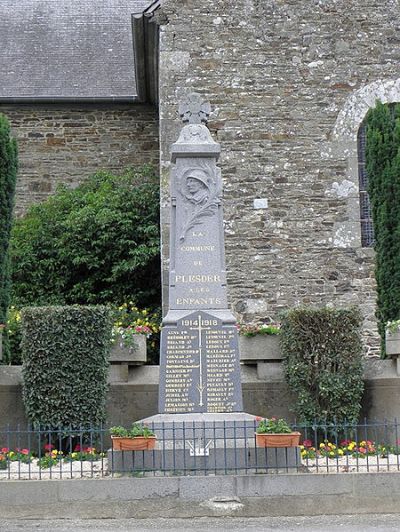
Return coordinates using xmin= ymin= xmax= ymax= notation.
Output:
xmin=21 ymin=306 xmax=112 ymax=428
xmin=281 ymin=307 xmax=364 ymax=427
xmin=365 ymin=100 xmax=400 ymax=354
xmin=0 ymin=114 xmax=18 ymax=361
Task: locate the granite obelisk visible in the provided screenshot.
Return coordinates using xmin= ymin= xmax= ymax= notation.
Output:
xmin=159 ymin=93 xmax=243 ymax=414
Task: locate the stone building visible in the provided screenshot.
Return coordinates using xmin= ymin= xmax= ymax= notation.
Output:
xmin=3 ymin=0 xmax=400 ymax=352
xmin=0 ymin=0 xmax=159 ymax=214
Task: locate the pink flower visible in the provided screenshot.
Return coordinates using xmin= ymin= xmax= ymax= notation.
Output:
xmin=44 ymin=443 xmax=54 ymax=451
xmin=19 ymin=449 xmax=30 ymax=455
xmin=1 ymin=447 xmax=9 ymax=453
xmin=303 ymin=439 xmax=313 ymax=448
xmin=74 ymin=444 xmax=81 ymax=452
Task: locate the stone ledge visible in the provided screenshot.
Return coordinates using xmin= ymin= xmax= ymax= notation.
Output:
xmin=2 ymin=473 xmax=400 ymax=518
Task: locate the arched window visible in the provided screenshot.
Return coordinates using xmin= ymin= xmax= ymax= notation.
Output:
xmin=357 ymin=123 xmax=374 ymax=247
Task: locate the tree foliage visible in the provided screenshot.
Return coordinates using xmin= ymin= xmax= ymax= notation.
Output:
xmin=0 ymin=114 xmax=18 ymax=325
xmin=365 ymin=101 xmax=400 ymax=353
xmin=10 ymin=166 xmax=160 ymax=310
xmin=281 ymin=307 xmax=364 ymax=427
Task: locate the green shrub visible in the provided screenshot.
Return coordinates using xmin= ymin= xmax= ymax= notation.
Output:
xmin=21 ymin=306 xmax=112 ymax=428
xmin=0 ymin=114 xmax=18 ymax=362
xmin=109 ymin=424 xmax=155 ymax=438
xmin=10 ymin=166 xmax=160 ymax=310
xmin=281 ymin=307 xmax=364 ymax=427
xmin=4 ymin=305 xmax=22 ymax=365
xmin=365 ymin=101 xmax=400 ymax=355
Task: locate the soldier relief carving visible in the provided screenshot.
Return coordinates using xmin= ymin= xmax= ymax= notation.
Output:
xmin=179 ymin=168 xmax=221 ymax=242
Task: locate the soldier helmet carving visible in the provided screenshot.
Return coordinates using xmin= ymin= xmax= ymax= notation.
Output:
xmin=185 ymin=169 xmax=211 ymax=189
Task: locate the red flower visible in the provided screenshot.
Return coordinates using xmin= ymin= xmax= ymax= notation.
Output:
xmin=19 ymin=449 xmax=30 ymax=455
xmin=44 ymin=443 xmax=54 ymax=451
xmin=303 ymin=439 xmax=313 ymax=448
xmin=74 ymin=444 xmax=81 ymax=452
xmin=1 ymin=447 xmax=9 ymax=453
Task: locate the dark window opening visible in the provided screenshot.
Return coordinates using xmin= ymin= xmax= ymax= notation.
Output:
xmin=357 ymin=122 xmax=374 ymax=247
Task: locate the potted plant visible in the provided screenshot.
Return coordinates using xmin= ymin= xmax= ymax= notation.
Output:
xmin=255 ymin=417 xmax=301 ymax=448
xmin=109 ymin=423 xmax=156 ymax=451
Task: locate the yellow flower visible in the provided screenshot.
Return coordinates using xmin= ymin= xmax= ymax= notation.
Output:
xmin=329 ymin=451 xmax=335 ymax=457
xmin=338 ymin=449 xmax=344 ymax=456
xmin=300 ymin=445 xmax=304 ymax=450
xmin=71 ymin=452 xmax=77 ymax=459
xmin=319 ymin=443 xmax=325 ymax=448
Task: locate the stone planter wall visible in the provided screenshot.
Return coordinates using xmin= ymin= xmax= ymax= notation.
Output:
xmin=109 ymin=334 xmax=147 ymax=383
xmin=239 ymin=335 xmax=283 ymax=381
xmin=239 ymin=335 xmax=281 ymax=362
xmin=1 ymin=360 xmax=400 ymax=429
xmin=385 ymin=331 xmax=400 ymax=376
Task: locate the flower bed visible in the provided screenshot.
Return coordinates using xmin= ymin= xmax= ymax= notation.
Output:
xmin=0 ymin=445 xmax=108 ymax=480
xmin=300 ymin=438 xmax=400 ymax=473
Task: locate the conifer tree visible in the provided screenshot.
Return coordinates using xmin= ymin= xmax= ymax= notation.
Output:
xmin=0 ymin=114 xmax=18 ymax=327
xmin=366 ymin=100 xmax=400 ymax=353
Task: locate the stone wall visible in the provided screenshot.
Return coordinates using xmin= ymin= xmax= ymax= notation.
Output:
xmin=1 ymin=362 xmax=399 ymax=428
xmin=158 ymin=0 xmax=400 ymax=354
xmin=0 ymin=103 xmax=159 ymax=215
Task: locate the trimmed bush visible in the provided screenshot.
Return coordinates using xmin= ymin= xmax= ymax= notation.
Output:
xmin=21 ymin=306 xmax=112 ymax=428
xmin=281 ymin=307 xmax=364 ymax=426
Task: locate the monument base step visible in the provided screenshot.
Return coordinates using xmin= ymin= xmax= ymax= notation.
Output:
xmin=108 ymin=412 xmax=302 ymax=474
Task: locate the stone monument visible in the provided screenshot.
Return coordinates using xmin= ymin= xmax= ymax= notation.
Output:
xmin=109 ymin=94 xmax=300 ymax=473
xmin=158 ymin=92 xmax=243 ymax=415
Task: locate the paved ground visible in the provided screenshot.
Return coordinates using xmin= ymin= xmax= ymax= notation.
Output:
xmin=1 ymin=515 xmax=400 ymax=531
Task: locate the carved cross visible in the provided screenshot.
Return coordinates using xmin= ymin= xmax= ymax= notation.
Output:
xmin=179 ymin=93 xmax=211 ymax=124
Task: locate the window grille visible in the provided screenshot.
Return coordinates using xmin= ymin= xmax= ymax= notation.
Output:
xmin=357 ymin=123 xmax=375 ymax=247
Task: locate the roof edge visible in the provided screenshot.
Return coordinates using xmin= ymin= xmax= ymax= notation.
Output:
xmin=132 ymin=14 xmax=147 ymax=103
xmin=0 ymin=96 xmax=140 ymax=104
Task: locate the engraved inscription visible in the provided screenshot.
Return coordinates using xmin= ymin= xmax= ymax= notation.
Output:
xmin=159 ymin=312 xmax=243 ymax=414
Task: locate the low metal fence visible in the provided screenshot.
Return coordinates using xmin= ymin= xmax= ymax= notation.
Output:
xmin=1 ymin=419 xmax=400 ymax=480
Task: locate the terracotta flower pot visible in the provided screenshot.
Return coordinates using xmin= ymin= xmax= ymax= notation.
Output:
xmin=111 ymin=436 xmax=156 ymax=451
xmin=255 ymin=432 xmax=301 ymax=448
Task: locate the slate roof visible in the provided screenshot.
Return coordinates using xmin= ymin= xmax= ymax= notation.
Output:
xmin=0 ymin=0 xmax=152 ymax=101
